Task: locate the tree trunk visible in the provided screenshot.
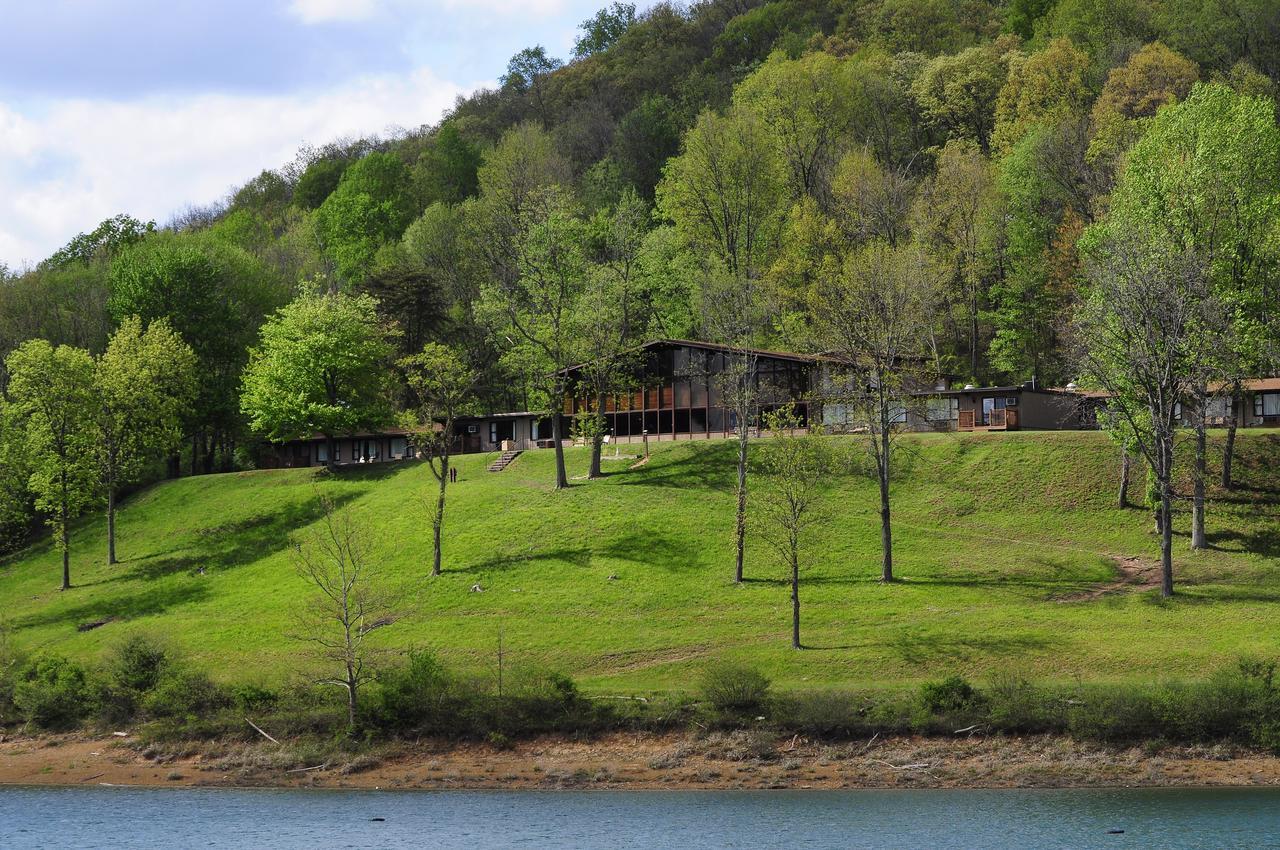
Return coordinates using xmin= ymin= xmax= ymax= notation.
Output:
xmin=1158 ymin=432 xmax=1174 ymax=597
xmin=879 ymin=430 xmax=893 ymax=583
xmin=190 ymin=432 xmax=199 ymax=477
xmin=790 ymin=534 xmax=801 ymax=650
xmin=969 ymin=294 xmax=979 ymax=381
xmin=61 ymin=521 xmax=71 ymax=591
xmin=1191 ymin=416 xmax=1207 ymax=550
xmin=1118 ymin=446 xmax=1131 ymax=509
xmin=735 ymin=424 xmax=748 ymax=583
xmin=326 ymin=434 xmax=338 ymax=473
xmin=589 ymin=395 xmax=605 ymax=479
xmin=345 ymin=670 xmax=357 ymax=730
xmin=432 ymin=461 xmax=447 ymax=577
xmin=1159 ymin=481 xmax=1174 ymax=598
xmin=1222 ymin=396 xmax=1238 ymax=490
xmin=552 ymin=413 xmax=568 ymax=490
xmin=107 ymin=485 xmax=117 ymax=566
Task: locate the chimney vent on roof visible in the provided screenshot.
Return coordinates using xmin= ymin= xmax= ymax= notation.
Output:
xmin=963 ymin=383 xmax=976 ymax=390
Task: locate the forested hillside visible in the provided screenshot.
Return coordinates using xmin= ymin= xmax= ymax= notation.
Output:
xmin=1 ymin=0 xmax=1278 ymax=551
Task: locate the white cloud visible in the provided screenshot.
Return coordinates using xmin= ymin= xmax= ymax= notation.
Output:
xmin=0 ymin=67 xmax=483 ymax=267
xmin=287 ymin=0 xmax=381 ymax=24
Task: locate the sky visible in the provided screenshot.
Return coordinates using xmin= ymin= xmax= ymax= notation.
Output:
xmin=0 ymin=0 xmax=647 ymax=268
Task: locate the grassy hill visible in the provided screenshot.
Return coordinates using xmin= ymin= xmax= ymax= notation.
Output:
xmin=1 ymin=430 xmax=1278 ymax=694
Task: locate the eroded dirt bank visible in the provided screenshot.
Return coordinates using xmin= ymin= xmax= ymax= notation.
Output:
xmin=4 ymin=732 xmax=1280 ymax=791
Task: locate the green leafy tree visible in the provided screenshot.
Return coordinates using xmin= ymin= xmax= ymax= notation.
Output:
xmin=734 ymin=50 xmax=855 ymax=202
xmin=1088 ymin=41 xmax=1200 ymax=164
xmin=241 ymin=293 xmax=397 ymax=471
xmin=399 ymin=344 xmax=478 ymax=576
xmin=0 ymin=402 xmax=33 ymax=551
xmin=4 ymin=341 xmax=98 ymax=590
xmin=477 ymin=187 xmax=588 ymax=490
xmin=43 ymin=214 xmax=155 ymax=269
xmin=575 ymin=190 xmax=651 ymax=479
xmin=412 ymin=122 xmax=483 ymax=205
xmin=911 ymin=38 xmax=1018 ymax=153
xmin=94 ymin=317 xmax=197 ymax=565
xmin=657 ymin=105 xmax=787 ymax=281
xmin=913 ymin=138 xmax=999 ymax=379
xmin=991 ymin=38 xmax=1092 ymax=155
xmin=1108 ymin=82 xmax=1280 ymax=535
xmin=109 ymin=231 xmax=285 ymax=474
xmin=1006 ymin=0 xmax=1055 ymax=40
xmin=574 ymin=2 xmax=636 ymax=58
xmin=315 ymin=152 xmax=418 ymax=283
xmin=294 ymin=156 xmax=350 ymax=210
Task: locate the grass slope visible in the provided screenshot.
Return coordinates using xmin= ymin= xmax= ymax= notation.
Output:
xmin=1 ymin=430 xmax=1278 ymax=693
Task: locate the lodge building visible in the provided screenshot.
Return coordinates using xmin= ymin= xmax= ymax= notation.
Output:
xmin=258 ymin=339 xmax=1279 ymax=468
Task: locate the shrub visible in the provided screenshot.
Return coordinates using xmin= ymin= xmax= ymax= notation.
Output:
xmin=373 ymin=651 xmax=459 ymax=734
xmin=13 ymin=656 xmax=93 ymax=729
xmin=1067 ymin=684 xmax=1159 ymax=743
xmin=986 ymin=673 xmax=1059 ymax=733
xmin=108 ymin=635 xmax=170 ymax=694
xmin=920 ymin=675 xmax=981 ymax=714
xmin=775 ymin=690 xmax=867 ymax=737
xmin=0 ymin=623 xmax=26 ymax=725
xmin=232 ymin=683 xmax=279 ymax=714
xmin=142 ymin=670 xmax=228 ymax=720
xmin=700 ymin=663 xmax=771 ymax=715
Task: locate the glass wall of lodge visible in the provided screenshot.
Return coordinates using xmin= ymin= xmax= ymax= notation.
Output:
xmin=564 ymin=344 xmax=812 ymax=438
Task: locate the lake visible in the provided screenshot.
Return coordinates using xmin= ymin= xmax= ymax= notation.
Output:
xmin=2 ymin=786 xmax=1278 ymax=849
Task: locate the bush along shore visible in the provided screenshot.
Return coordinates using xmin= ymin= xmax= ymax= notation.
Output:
xmin=5 ymin=638 xmax=1280 ymax=789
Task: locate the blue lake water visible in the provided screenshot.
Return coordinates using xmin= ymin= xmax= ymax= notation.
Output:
xmin=2 ymin=786 xmax=1279 ymax=849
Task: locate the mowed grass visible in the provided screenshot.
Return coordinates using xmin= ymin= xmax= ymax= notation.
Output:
xmin=1 ymin=430 xmax=1278 ymax=693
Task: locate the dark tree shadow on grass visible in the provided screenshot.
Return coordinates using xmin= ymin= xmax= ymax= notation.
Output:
xmin=613 ymin=442 xmax=739 ymax=491
xmin=125 ymin=493 xmax=361 ymax=582
xmin=886 ymin=628 xmax=1056 ymax=666
xmin=14 ymin=581 xmax=211 ymax=631
xmin=460 ymin=528 xmax=694 ymax=576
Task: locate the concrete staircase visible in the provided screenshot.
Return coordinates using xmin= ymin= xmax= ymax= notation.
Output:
xmin=487 ymin=450 xmax=522 ymax=472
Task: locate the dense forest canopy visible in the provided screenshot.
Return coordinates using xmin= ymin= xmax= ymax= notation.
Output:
xmin=1 ymin=0 xmax=1279 ymax=550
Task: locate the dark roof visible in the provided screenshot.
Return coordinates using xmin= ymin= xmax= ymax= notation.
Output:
xmin=559 ymin=338 xmax=822 ymax=375
xmin=915 ymin=385 xmax=1087 ymax=399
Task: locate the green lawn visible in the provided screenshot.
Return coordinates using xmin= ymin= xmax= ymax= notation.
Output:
xmin=2 ymin=430 xmax=1278 ymax=693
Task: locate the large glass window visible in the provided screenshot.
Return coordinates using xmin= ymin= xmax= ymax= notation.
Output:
xmin=317 ymin=442 xmax=329 ymax=463
xmin=1261 ymin=393 xmax=1280 ymax=416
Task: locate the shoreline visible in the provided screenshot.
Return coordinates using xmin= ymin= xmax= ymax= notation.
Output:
xmin=4 ymin=732 xmax=1280 ymax=792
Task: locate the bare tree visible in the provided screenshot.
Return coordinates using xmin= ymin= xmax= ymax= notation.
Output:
xmin=1076 ymin=230 xmax=1220 ymax=597
xmin=755 ymin=406 xmax=835 ymax=649
xmin=291 ymin=496 xmax=395 ymax=730
xmin=813 ymin=241 xmax=940 ymax=583
xmin=699 ymin=268 xmax=769 ymax=583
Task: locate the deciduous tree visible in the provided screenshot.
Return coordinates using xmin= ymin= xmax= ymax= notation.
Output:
xmin=400 ymin=344 xmax=477 ymax=576
xmin=755 ymin=405 xmax=834 ymax=649
xmin=94 ymin=318 xmax=197 ymax=565
xmin=241 ymin=293 xmax=396 ymax=472
xmin=4 ymin=341 xmax=97 ymax=590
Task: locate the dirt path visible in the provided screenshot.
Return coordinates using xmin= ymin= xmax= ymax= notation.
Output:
xmin=4 ymin=732 xmax=1280 ymax=791
xmin=1058 ymin=555 xmax=1162 ymax=602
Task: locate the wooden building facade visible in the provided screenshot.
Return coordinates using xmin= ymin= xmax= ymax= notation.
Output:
xmin=561 ymin=339 xmax=817 ymax=442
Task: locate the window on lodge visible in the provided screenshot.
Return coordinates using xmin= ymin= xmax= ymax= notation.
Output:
xmin=1256 ymin=392 xmax=1280 ymax=417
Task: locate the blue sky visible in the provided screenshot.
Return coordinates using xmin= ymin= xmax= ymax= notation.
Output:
xmin=0 ymin=0 xmax=648 ymax=267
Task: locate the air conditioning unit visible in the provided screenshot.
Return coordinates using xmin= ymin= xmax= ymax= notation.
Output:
xmin=467 ymin=425 xmax=478 ymax=434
